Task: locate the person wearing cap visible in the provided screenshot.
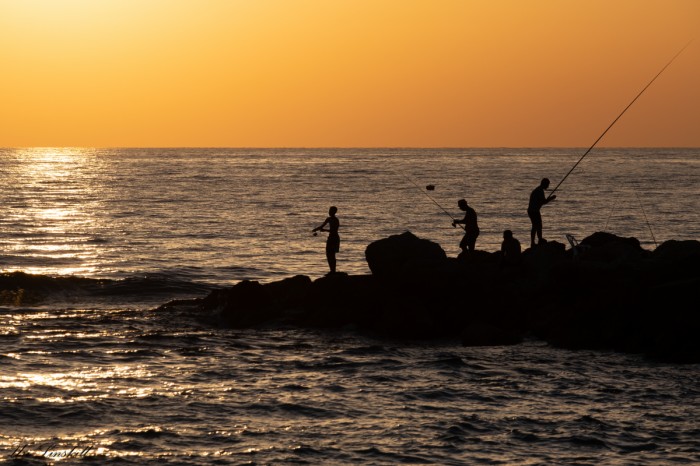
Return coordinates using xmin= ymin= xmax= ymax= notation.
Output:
xmin=528 ymin=178 xmax=557 ymax=248
xmin=452 ymin=199 xmax=479 ymax=253
xmin=312 ymin=206 xmax=340 ymax=273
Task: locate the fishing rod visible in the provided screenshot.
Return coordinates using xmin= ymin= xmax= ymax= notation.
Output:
xmin=392 ymin=169 xmax=466 ymax=231
xmin=549 ymin=40 xmax=693 ymax=199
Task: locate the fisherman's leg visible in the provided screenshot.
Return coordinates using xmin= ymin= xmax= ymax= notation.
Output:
xmin=459 ymin=235 xmax=468 ymax=252
xmin=531 ymin=213 xmax=543 ymax=246
xmin=326 ymin=250 xmax=336 ymax=273
xmin=536 ymin=224 xmax=543 ymax=243
xmin=467 ymin=232 xmax=478 ymax=252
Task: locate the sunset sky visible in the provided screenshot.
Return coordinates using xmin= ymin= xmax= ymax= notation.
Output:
xmin=1 ymin=0 xmax=698 ymax=148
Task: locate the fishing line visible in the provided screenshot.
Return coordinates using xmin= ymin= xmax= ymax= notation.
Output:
xmin=603 ymin=185 xmax=621 ymax=231
xmin=391 ymin=169 xmax=466 ymax=231
xmin=549 ymin=40 xmax=693 ymax=199
xmin=603 ymin=198 xmax=617 ymax=231
xmin=631 ymin=185 xmax=658 ymax=248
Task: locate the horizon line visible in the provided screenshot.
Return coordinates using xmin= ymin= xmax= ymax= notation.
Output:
xmin=3 ymin=145 xmax=700 ymax=150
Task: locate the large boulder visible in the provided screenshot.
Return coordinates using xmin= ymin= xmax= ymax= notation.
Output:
xmin=365 ymin=231 xmax=447 ymax=277
xmin=203 ymin=275 xmax=312 ymax=327
xmin=652 ymin=240 xmax=700 ymax=263
xmin=207 ymin=280 xmax=271 ymax=327
xmin=580 ymin=231 xmax=642 ymax=249
xmin=264 ymin=274 xmax=312 ymax=305
xmin=579 ymin=232 xmax=648 ymax=263
xmin=522 ymin=240 xmax=567 ymax=274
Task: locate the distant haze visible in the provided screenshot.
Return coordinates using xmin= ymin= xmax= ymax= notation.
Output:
xmin=1 ymin=0 xmax=699 ymax=148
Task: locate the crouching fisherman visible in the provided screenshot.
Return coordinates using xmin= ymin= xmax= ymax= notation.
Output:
xmin=500 ymin=229 xmax=522 ymax=267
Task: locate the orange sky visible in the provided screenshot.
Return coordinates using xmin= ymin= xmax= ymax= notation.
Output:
xmin=1 ymin=0 xmax=698 ymax=147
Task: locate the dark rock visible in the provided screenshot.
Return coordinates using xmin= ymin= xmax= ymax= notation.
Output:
xmin=579 ymin=232 xmax=648 ymax=263
xmin=641 ymin=277 xmax=700 ymax=362
xmin=365 ymin=231 xmax=447 ymax=276
xmin=523 ymin=240 xmax=567 ymax=263
xmin=265 ymin=274 xmax=312 ymax=305
xmin=302 ymin=273 xmax=377 ymax=327
xmin=456 ymin=249 xmax=499 ymax=265
xmin=642 ymin=240 xmax=700 ymax=284
xmin=652 ymin=240 xmax=700 ymax=263
xmin=173 ymin=231 xmax=700 ymax=363
xmin=522 ymin=240 xmax=567 ymax=283
xmin=209 ymin=280 xmax=272 ymax=327
xmin=581 ymin=232 xmax=643 ymax=250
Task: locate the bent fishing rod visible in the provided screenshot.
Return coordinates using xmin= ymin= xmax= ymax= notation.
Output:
xmin=548 ymin=40 xmax=693 ymax=199
xmin=393 ymin=169 xmax=466 ymax=231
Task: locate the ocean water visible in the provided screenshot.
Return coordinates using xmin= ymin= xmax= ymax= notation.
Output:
xmin=1 ymin=148 xmax=699 ymax=464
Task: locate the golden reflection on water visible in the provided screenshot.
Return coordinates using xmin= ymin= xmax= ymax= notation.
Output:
xmin=12 ymin=147 xmax=97 ymax=187
xmin=0 ymin=365 xmax=152 ymax=391
xmin=2 ymin=147 xmax=105 ymax=277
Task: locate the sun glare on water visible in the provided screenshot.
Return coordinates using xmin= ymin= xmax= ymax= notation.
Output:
xmin=2 ymin=148 xmax=104 ymax=277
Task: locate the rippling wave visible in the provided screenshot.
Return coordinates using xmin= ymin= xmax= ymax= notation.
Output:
xmin=1 ymin=148 xmax=699 ymax=282
xmin=1 ymin=148 xmax=698 ymax=464
xmin=0 ymin=271 xmax=214 ymax=308
xmin=1 ymin=304 xmax=698 ymax=464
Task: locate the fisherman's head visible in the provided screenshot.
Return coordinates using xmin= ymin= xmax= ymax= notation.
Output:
xmin=458 ymin=199 xmax=468 ymax=210
xmin=503 ymin=229 xmax=513 ymax=240
xmin=540 ymin=178 xmax=550 ymax=189
xmin=329 ymin=206 xmax=337 ymax=216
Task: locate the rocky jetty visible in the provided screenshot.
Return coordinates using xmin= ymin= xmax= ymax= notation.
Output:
xmin=161 ymin=231 xmax=700 ymax=363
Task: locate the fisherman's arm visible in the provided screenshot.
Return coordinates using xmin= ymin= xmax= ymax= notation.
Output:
xmin=452 ymin=216 xmax=467 ymax=227
xmin=312 ymin=218 xmax=329 ymax=232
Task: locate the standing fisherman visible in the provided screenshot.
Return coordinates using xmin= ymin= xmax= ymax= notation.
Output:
xmin=453 ymin=199 xmax=479 ymax=253
xmin=533 ymin=44 xmax=691 ymax=248
xmin=312 ymin=206 xmax=340 ymax=274
xmin=528 ymin=178 xmax=557 ymax=248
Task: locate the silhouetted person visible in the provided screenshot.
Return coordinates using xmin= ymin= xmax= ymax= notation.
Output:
xmin=452 ymin=199 xmax=479 ymax=253
xmin=312 ymin=206 xmax=340 ymax=273
xmin=528 ymin=178 xmax=556 ymax=248
xmin=500 ymin=229 xmax=522 ymax=267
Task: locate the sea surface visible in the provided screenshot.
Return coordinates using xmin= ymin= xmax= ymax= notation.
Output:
xmin=0 ymin=147 xmax=698 ymax=464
